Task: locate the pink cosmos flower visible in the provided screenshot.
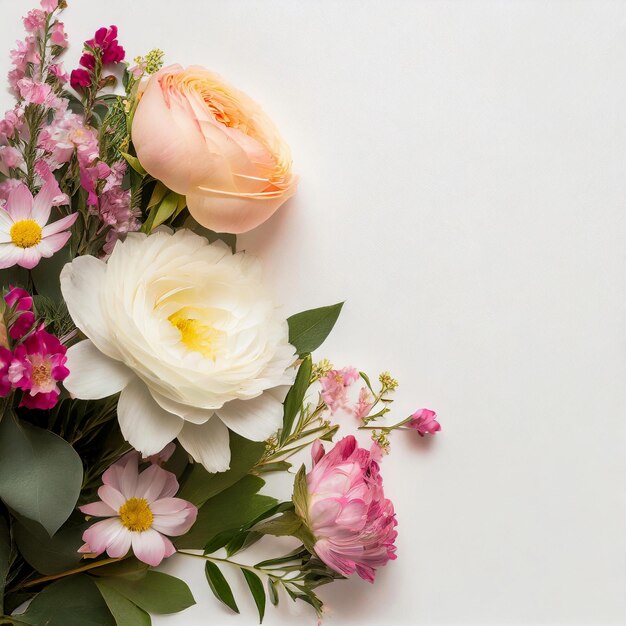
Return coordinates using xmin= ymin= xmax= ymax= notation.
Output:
xmin=0 ymin=181 xmax=77 ymax=270
xmin=319 ymin=367 xmax=360 ymax=413
xmin=353 ymin=387 xmax=374 ymax=421
xmin=302 ymin=436 xmax=397 ymax=583
xmin=408 ymin=408 xmax=441 ymax=436
xmin=86 ymin=25 xmax=125 ymax=65
xmin=8 ymin=326 xmax=69 ymax=409
xmin=79 ymin=452 xmax=197 ymax=566
xmin=0 ymin=348 xmax=12 ymax=396
xmin=4 ymin=286 xmax=35 ymax=340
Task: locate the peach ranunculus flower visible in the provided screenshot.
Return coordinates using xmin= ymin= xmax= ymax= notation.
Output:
xmin=131 ymin=64 xmax=297 ymax=234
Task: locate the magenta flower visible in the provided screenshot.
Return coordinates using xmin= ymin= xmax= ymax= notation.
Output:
xmin=79 ymin=53 xmax=96 ymax=70
xmin=300 ymin=436 xmax=397 ymax=583
xmin=8 ymin=326 xmax=69 ymax=409
xmin=70 ymin=68 xmax=91 ymax=90
xmin=86 ymin=25 xmax=125 ymax=65
xmin=0 ymin=347 xmax=12 ymax=397
xmin=319 ymin=366 xmax=359 ymax=413
xmin=408 ymin=408 xmax=441 ymax=436
xmin=0 ymin=181 xmax=77 ymax=269
xmin=4 ymin=286 xmax=35 ymax=340
xmin=79 ymin=452 xmax=197 ymax=566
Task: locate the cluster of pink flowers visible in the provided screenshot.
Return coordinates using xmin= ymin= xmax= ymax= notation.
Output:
xmin=320 ymin=366 xmax=360 ymax=413
xmin=79 ymin=449 xmax=197 ymax=567
xmin=303 ymin=436 xmax=398 ymax=582
xmin=0 ymin=287 xmax=69 ymax=409
xmin=70 ymin=25 xmax=125 ymax=90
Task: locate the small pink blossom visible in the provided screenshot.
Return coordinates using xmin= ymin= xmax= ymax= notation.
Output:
xmin=319 ymin=366 xmax=360 ymax=413
xmin=145 ymin=442 xmax=176 ymax=466
xmin=408 ymin=408 xmax=441 ymax=436
xmin=0 ymin=108 xmax=25 ymax=141
xmin=302 ymin=436 xmax=397 ymax=583
xmin=48 ymin=63 xmax=68 ymax=84
xmin=353 ymin=386 xmax=374 ymax=421
xmin=23 ymin=9 xmax=46 ymax=33
xmin=50 ymin=21 xmax=68 ymax=48
xmin=4 ymin=286 xmax=35 ymax=340
xmin=34 ymin=160 xmax=70 ymax=206
xmin=79 ymin=453 xmax=197 ymax=566
xmin=0 ymin=146 xmax=24 ymax=175
xmin=8 ymin=326 xmax=69 ymax=409
xmin=41 ymin=0 xmax=59 ymax=12
xmin=17 ymin=78 xmax=57 ymax=107
xmin=39 ymin=112 xmax=100 ymax=167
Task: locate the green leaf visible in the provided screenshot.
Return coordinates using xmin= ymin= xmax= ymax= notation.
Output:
xmin=0 ymin=411 xmax=83 ymax=536
xmin=292 ymin=465 xmax=309 ymax=521
xmin=13 ymin=513 xmax=85 ymax=575
xmin=267 ymin=578 xmax=279 ymax=607
xmin=203 ymin=528 xmax=241 ymax=555
xmin=95 ymin=571 xmax=195 ymax=615
xmin=279 ymin=355 xmax=312 ymax=445
xmin=95 ymin=581 xmax=151 ymax=626
xmin=14 ymin=575 xmax=115 ymax=626
xmin=151 ymin=192 xmax=182 ymax=230
xmin=254 ymin=511 xmax=303 ymax=538
xmin=242 ymin=569 xmax=266 ymax=623
xmin=0 ymin=516 xmax=11 ymax=615
xmin=146 ymin=181 xmax=168 ymax=210
xmin=225 ymin=531 xmax=261 ymax=557
xmin=176 ymin=475 xmax=277 ymax=550
xmin=204 ymin=561 xmax=239 ymax=613
xmin=120 ymin=152 xmax=147 ymax=176
xmin=178 ymin=432 xmax=265 ymax=508
xmin=287 ymin=302 xmax=344 ymax=355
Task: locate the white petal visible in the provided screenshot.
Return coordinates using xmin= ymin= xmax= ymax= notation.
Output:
xmin=64 ymin=340 xmax=133 ymax=399
xmin=216 ymin=391 xmax=284 ymax=442
xmin=16 ymin=246 xmax=42 ymax=270
xmin=177 ymin=417 xmax=230 ymax=473
xmin=41 ymin=212 xmax=77 ymax=237
xmin=151 ymin=391 xmax=215 ymax=425
xmin=117 ymin=377 xmax=184 ymax=456
xmin=0 ymin=207 xmax=13 ymax=230
xmin=60 ymin=255 xmax=119 ymax=358
xmin=0 ymin=244 xmax=23 ymax=269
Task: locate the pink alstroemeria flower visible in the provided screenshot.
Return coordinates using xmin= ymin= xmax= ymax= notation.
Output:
xmin=79 ymin=452 xmax=197 ymax=567
xmin=409 ymin=408 xmax=441 ymax=436
xmin=302 ymin=436 xmax=397 ymax=583
xmin=0 ymin=181 xmax=77 ymax=269
xmin=8 ymin=326 xmax=69 ymax=409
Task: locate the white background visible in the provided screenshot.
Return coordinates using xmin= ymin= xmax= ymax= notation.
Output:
xmin=1 ymin=0 xmax=626 ymax=624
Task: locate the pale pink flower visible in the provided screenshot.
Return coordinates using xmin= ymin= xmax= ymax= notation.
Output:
xmin=0 ymin=179 xmax=23 ymax=205
xmin=48 ymin=63 xmax=68 ymax=84
xmin=353 ymin=386 xmax=374 ymax=421
xmin=145 ymin=442 xmax=176 ymax=466
xmin=50 ymin=21 xmax=68 ymax=48
xmin=8 ymin=326 xmax=69 ymax=409
xmin=17 ymin=78 xmax=59 ymax=107
xmin=41 ymin=0 xmax=59 ymax=12
xmin=39 ymin=112 xmax=100 ymax=167
xmin=34 ymin=160 xmax=70 ymax=206
xmin=0 ymin=181 xmax=77 ymax=269
xmin=0 ymin=146 xmax=24 ymax=175
xmin=0 ymin=108 xmax=25 ymax=143
xmin=301 ymin=436 xmax=397 ymax=583
xmin=319 ymin=366 xmax=360 ymax=413
xmin=408 ymin=408 xmax=441 ymax=436
xmin=23 ymin=9 xmax=46 ymax=33
xmin=79 ymin=453 xmax=197 ymax=566
xmin=10 ymin=38 xmax=38 ymax=74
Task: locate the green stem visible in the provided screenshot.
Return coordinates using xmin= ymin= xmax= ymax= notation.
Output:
xmin=177 ymin=551 xmax=285 ymax=581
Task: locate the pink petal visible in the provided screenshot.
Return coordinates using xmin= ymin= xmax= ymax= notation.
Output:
xmin=106 ymin=528 xmax=132 ymax=558
xmin=82 ymin=517 xmax=124 ymax=554
xmin=102 ymin=452 xmax=141 ymax=490
xmin=37 ymin=231 xmax=71 ymax=257
xmin=0 ymin=207 xmax=14 ymax=231
xmin=135 ymin=464 xmax=178 ymax=502
xmin=150 ymin=497 xmax=189 ymax=515
xmin=131 ymin=528 xmax=166 ymax=566
xmin=80 ymin=501 xmax=117 ymax=517
xmin=119 ymin=457 xmax=139 ymax=499
xmin=0 ymin=244 xmax=24 ymax=269
xmin=41 ymin=212 xmax=78 ymax=237
xmin=31 ymin=181 xmax=55 ymax=225
xmin=16 ymin=246 xmax=42 ymax=270
xmin=98 ymin=484 xmax=125 ymax=511
xmin=6 ymin=183 xmax=33 ymax=221
xmin=313 ymin=539 xmax=355 ymax=577
xmin=162 ymin=535 xmax=176 ymax=558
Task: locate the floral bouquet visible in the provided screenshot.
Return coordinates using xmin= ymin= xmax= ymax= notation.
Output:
xmin=0 ymin=2 xmax=440 ymax=624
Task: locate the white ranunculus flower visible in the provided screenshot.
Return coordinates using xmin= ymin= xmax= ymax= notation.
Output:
xmin=60 ymin=229 xmax=297 ymax=472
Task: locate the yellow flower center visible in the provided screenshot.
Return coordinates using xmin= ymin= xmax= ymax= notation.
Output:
xmin=168 ymin=308 xmax=223 ymax=359
xmin=119 ymin=497 xmax=153 ymax=532
xmin=10 ymin=220 xmax=42 ymax=248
